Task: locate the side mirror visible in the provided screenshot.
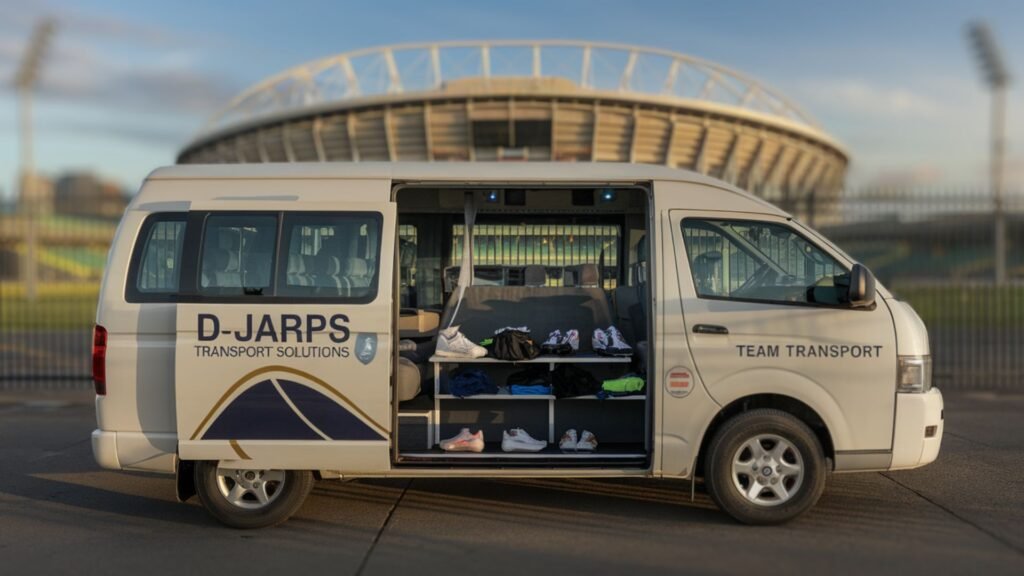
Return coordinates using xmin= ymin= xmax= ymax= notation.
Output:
xmin=846 ymin=263 xmax=876 ymax=308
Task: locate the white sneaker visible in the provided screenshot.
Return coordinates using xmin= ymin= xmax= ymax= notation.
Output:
xmin=440 ymin=428 xmax=484 ymax=452
xmin=541 ymin=329 xmax=571 ymax=356
xmin=564 ymin=329 xmax=580 ymax=352
xmin=576 ymin=430 xmax=598 ymax=452
xmin=592 ymin=328 xmax=609 ymax=353
xmin=501 ymin=428 xmax=548 ymax=452
xmin=601 ymin=326 xmax=633 ymax=357
xmin=435 ymin=326 xmax=487 ymax=358
xmin=559 ymin=429 xmax=578 ymax=452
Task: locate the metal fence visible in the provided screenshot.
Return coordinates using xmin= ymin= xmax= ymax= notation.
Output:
xmin=1 ymin=189 xmax=1021 ymax=390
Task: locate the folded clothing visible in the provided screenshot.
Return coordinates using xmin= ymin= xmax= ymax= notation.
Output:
xmin=448 ymin=368 xmax=497 ymax=397
xmin=510 ymin=383 xmax=553 ymax=395
xmin=602 ymin=374 xmax=645 ymax=394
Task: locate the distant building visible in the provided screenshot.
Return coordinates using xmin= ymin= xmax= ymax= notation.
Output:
xmin=178 ymin=41 xmax=848 ymax=222
xmin=53 ymin=172 xmax=128 ymax=219
xmin=17 ymin=171 xmax=54 ymax=214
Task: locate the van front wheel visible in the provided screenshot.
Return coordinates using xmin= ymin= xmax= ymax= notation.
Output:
xmin=194 ymin=461 xmax=313 ymax=528
xmin=705 ymin=409 xmax=826 ymax=525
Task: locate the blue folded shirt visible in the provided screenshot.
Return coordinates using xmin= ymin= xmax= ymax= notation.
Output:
xmin=510 ymin=383 xmax=552 ymax=395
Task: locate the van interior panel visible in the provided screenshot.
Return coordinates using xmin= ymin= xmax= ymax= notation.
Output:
xmin=392 ymin=185 xmax=652 ymax=467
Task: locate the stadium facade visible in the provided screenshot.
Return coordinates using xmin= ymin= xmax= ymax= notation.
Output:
xmin=178 ymin=41 xmax=847 ymax=219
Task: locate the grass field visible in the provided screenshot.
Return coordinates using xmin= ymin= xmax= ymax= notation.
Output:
xmin=890 ymin=283 xmax=1024 ymax=328
xmin=0 ymin=283 xmax=98 ymax=330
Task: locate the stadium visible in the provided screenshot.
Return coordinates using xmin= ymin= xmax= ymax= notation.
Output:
xmin=177 ymin=40 xmax=848 ymax=221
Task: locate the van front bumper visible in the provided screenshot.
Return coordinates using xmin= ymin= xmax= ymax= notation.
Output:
xmin=890 ymin=388 xmax=944 ymax=470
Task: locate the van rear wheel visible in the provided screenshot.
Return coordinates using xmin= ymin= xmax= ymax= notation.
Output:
xmin=705 ymin=409 xmax=826 ymax=525
xmin=194 ymin=461 xmax=313 ymax=528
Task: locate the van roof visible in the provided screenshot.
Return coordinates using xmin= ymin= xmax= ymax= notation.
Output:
xmin=142 ymin=162 xmax=787 ymax=216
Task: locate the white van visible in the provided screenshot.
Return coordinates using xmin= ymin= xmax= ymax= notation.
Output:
xmin=91 ymin=163 xmax=942 ymax=527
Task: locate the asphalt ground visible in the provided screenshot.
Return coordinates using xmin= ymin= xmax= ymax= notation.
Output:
xmin=0 ymin=390 xmax=1022 ymax=575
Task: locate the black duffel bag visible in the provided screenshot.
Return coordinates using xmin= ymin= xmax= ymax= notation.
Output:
xmin=491 ymin=329 xmax=540 ymax=361
xmin=552 ymin=364 xmax=601 ymax=398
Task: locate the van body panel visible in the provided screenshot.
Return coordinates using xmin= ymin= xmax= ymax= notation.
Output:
xmin=174 ymin=194 xmax=396 ymax=473
xmin=662 ymin=199 xmax=899 ymax=453
xmin=657 ymin=207 xmax=721 ymax=478
xmin=655 ymin=182 xmax=897 ymax=453
xmin=95 ymin=208 xmax=181 ymax=437
xmin=888 ymin=298 xmax=931 ymax=356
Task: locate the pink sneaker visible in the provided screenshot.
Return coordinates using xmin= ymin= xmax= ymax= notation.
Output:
xmin=440 ymin=428 xmax=484 ymax=452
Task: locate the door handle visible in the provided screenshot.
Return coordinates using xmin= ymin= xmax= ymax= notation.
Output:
xmin=693 ymin=324 xmax=729 ymax=335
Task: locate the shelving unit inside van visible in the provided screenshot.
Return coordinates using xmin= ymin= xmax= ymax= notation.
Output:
xmin=395 ymin=353 xmax=648 ymax=465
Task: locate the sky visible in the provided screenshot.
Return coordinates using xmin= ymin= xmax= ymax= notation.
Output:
xmin=1 ymin=0 xmax=1023 ymax=200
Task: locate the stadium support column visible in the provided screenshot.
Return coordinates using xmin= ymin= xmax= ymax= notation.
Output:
xmin=967 ymin=21 xmax=1011 ymax=285
xmin=14 ymin=19 xmax=55 ymax=302
xmin=19 ymin=85 xmax=38 ymax=301
xmin=991 ymin=84 xmax=1007 ymax=285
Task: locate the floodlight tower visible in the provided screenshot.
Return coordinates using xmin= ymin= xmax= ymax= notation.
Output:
xmin=967 ymin=21 xmax=1011 ymax=285
xmin=14 ymin=18 xmax=55 ymax=301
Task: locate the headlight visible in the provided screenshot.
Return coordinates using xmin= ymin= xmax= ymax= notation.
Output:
xmin=897 ymin=355 xmax=932 ymax=393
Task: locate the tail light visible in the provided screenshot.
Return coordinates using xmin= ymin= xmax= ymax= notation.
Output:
xmin=92 ymin=325 xmax=107 ymax=395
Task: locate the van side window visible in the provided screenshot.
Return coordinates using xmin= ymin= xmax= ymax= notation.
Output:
xmin=681 ymin=219 xmax=846 ymax=305
xmin=199 ymin=214 xmax=277 ymax=296
xmin=276 ymin=213 xmax=382 ymax=301
xmin=133 ymin=215 xmax=186 ymax=296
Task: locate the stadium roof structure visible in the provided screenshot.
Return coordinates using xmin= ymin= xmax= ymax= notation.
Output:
xmin=178 ymin=40 xmax=848 ymax=217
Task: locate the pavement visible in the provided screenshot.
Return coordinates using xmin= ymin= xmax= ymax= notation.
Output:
xmin=0 ymin=390 xmax=1022 ymax=575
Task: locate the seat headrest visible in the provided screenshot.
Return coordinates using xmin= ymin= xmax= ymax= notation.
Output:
xmin=286 ymin=253 xmax=305 ymax=274
xmin=314 ymin=253 xmax=341 ymax=276
xmin=578 ymin=263 xmax=600 ymax=287
xmin=341 ymin=257 xmax=369 ymax=277
xmin=524 ymin=265 xmax=546 ymax=287
xmin=204 ymin=248 xmax=236 ymax=272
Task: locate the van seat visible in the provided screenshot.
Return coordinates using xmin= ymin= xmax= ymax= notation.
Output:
xmin=440 ymin=286 xmax=615 ymax=354
xmin=313 ymin=253 xmax=343 ymax=294
xmin=341 ymin=258 xmax=371 ymax=291
xmin=202 ymin=248 xmax=241 ymax=288
xmin=524 ymin=265 xmax=546 ymax=287
xmin=286 ymin=253 xmax=311 ymax=286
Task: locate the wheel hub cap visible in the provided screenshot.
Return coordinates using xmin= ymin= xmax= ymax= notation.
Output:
xmin=730 ymin=434 xmax=804 ymax=507
xmin=216 ymin=467 xmax=286 ymax=510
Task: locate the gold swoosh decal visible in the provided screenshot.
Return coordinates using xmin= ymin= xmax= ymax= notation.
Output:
xmin=229 ymin=440 xmax=251 ymax=460
xmin=189 ymin=364 xmax=390 ymax=440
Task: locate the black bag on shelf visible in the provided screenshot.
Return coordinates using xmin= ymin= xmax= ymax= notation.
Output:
xmin=552 ymin=364 xmax=601 ymax=398
xmin=490 ymin=329 xmax=540 ymax=361
xmin=506 ymin=365 xmax=551 ymax=388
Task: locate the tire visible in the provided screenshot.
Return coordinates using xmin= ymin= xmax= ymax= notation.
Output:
xmin=193 ymin=461 xmax=313 ymax=529
xmin=705 ymin=409 xmax=827 ymax=525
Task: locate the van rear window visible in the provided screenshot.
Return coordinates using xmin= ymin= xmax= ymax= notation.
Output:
xmin=130 ymin=214 xmax=186 ymax=300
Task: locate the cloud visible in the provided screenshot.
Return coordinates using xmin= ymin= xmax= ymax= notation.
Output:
xmin=0 ymin=5 xmax=239 ymax=116
xmin=856 ymin=164 xmax=946 ymax=189
xmin=796 ymin=78 xmax=945 ymax=118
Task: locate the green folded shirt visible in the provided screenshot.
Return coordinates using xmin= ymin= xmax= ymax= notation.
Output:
xmin=602 ymin=375 xmax=645 ymax=393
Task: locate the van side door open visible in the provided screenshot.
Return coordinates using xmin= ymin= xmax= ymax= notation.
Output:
xmin=175 ymin=199 xmax=397 ymax=471
xmin=670 ymin=211 xmax=898 ymax=456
